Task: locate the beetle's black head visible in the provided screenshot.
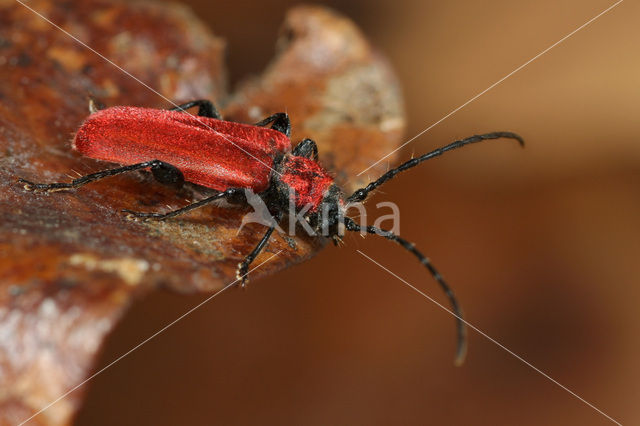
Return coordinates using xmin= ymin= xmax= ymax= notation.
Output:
xmin=307 ymin=183 xmax=346 ymax=242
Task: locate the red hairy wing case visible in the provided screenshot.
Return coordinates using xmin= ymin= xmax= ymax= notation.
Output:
xmin=72 ymin=106 xmax=292 ymax=192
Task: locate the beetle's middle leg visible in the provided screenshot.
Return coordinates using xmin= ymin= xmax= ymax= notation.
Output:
xmin=169 ymin=99 xmax=221 ymax=119
xmin=123 ymin=187 xmax=245 ymax=221
xmin=255 ymin=113 xmax=291 ymax=137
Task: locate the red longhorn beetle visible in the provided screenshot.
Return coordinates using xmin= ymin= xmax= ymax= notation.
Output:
xmin=19 ymin=99 xmax=523 ymax=364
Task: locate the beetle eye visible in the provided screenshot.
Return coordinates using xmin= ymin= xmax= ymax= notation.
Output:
xmin=351 ymin=189 xmax=366 ymax=202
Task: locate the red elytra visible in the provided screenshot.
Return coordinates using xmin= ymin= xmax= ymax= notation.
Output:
xmin=74 ymin=107 xmax=288 ymax=192
xmin=73 ymin=106 xmax=334 ymax=212
xmin=20 ymin=98 xmax=524 ymax=364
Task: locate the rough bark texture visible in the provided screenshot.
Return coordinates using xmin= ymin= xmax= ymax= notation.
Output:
xmin=225 ymin=6 xmax=405 ymax=191
xmin=0 ymin=1 xmax=404 ymax=425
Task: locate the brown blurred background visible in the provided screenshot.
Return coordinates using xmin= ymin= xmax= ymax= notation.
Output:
xmin=76 ymin=1 xmax=640 ymax=425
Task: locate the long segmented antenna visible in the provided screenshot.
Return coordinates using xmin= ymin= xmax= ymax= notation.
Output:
xmin=344 ymin=217 xmax=467 ymax=365
xmin=348 ymin=132 xmax=524 ymax=202
xmin=344 ymin=131 xmax=523 ymax=363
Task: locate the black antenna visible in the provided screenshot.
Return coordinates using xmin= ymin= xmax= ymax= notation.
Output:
xmin=344 ymin=131 xmax=523 ymax=363
xmin=348 ymin=132 xmax=523 ymax=202
xmin=344 ymin=217 xmax=467 ymax=365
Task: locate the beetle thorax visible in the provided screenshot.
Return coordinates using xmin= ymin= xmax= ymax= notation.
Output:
xmin=270 ymin=154 xmax=345 ymax=237
xmin=277 ymin=155 xmax=335 ymax=211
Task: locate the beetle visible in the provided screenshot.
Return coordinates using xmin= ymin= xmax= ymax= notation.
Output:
xmin=19 ymin=98 xmax=523 ymax=364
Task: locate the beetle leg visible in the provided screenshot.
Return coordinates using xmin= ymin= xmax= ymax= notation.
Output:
xmin=150 ymin=162 xmax=185 ymax=188
xmin=292 ymin=138 xmax=318 ymax=160
xmin=169 ymin=99 xmax=221 ymax=119
xmin=19 ymin=160 xmax=169 ymax=192
xmin=236 ymin=221 xmax=279 ymax=287
xmin=88 ymin=95 xmax=105 ymax=113
xmin=123 ymin=187 xmax=244 ymax=221
xmin=255 ymin=113 xmax=291 ymax=138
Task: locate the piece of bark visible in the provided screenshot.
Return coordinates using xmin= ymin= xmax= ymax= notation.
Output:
xmin=225 ymin=5 xmax=405 ymax=192
xmin=0 ymin=1 xmax=404 ymax=425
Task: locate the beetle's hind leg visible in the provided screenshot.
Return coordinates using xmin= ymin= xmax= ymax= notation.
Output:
xmin=169 ymin=99 xmax=221 ymax=119
xmin=19 ymin=160 xmax=172 ymax=193
xmin=149 ymin=162 xmax=184 ymax=188
xmin=255 ymin=113 xmax=291 ymax=137
xmin=123 ymin=187 xmax=244 ymax=221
